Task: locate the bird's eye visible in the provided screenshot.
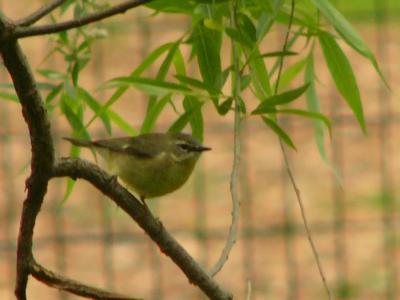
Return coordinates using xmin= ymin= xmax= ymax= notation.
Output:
xmin=177 ymin=143 xmax=190 ymax=152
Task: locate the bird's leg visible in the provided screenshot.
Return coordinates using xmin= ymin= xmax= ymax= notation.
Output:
xmin=140 ymin=196 xmax=150 ymax=212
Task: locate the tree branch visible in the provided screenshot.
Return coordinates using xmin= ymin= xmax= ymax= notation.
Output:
xmin=52 ymin=158 xmax=233 ymax=300
xmin=13 ymin=0 xmax=152 ymax=39
xmin=15 ymin=0 xmax=67 ymax=27
xmin=31 ymin=260 xmax=141 ymax=300
xmin=0 ymin=16 xmax=55 ymax=300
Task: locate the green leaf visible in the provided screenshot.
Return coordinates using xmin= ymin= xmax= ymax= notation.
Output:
xmin=146 ymin=0 xmax=196 ymax=13
xmin=274 ymin=58 xmax=307 ymax=92
xmin=237 ymin=13 xmax=257 ymax=43
xmin=225 ymin=27 xmax=254 ymax=49
xmin=256 ymin=11 xmax=274 ymax=41
xmin=319 ymin=32 xmax=366 ymax=132
xmin=45 ymin=83 xmax=63 ymax=105
xmin=305 ymin=54 xmax=327 ymax=159
xmin=249 ymin=48 xmax=272 ymax=98
xmin=252 ymin=83 xmax=310 ymax=114
xmin=60 ymin=95 xmax=90 ymax=139
xmin=173 ymin=47 xmax=186 ymax=76
xmin=77 ymin=87 xmax=112 ymax=134
xmin=277 ymin=109 xmax=332 ymax=136
xmin=0 ymin=92 xmax=19 ymax=103
xmin=305 ymin=53 xmax=342 ymax=183
xmin=37 ymin=69 xmax=66 ymax=80
xmin=309 ymin=0 xmax=388 ymax=86
xmin=106 ymin=76 xmax=192 ymax=96
xmin=141 ymin=93 xmax=171 ymax=134
xmin=62 ymin=145 xmax=80 ymax=203
xmin=217 ymin=97 xmax=233 ymax=115
xmin=183 ymin=96 xmax=204 ymax=141
xmin=71 ymin=61 xmax=80 ymax=86
xmin=158 ymin=40 xmax=182 ymax=82
xmin=262 ymin=117 xmax=296 ymax=150
xmin=259 ymin=50 xmax=298 ymax=58
xmin=175 ymin=74 xmax=215 ymax=93
xmin=193 ymin=21 xmax=222 ymax=91
xmin=146 ymin=40 xmax=181 ymax=119
xmin=168 ymin=101 xmax=203 ymax=134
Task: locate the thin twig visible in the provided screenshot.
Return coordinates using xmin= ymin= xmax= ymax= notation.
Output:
xmin=209 ymin=0 xmax=241 ymax=276
xmin=275 ymin=1 xmax=332 ymax=299
xmin=13 ymin=0 xmax=152 ymax=39
xmin=245 ymin=280 xmax=252 ymax=300
xmin=16 ymin=0 xmax=67 ymax=27
xmin=31 ymin=260 xmax=141 ymax=300
xmin=280 ymin=142 xmax=332 ymax=299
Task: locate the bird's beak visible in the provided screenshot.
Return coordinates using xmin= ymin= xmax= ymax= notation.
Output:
xmin=195 ymin=145 xmax=212 ymax=152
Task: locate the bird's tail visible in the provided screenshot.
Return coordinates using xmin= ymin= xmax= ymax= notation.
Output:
xmin=63 ymin=137 xmax=93 ymax=148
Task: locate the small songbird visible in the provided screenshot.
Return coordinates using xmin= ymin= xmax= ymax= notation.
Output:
xmin=64 ymin=132 xmax=211 ymax=204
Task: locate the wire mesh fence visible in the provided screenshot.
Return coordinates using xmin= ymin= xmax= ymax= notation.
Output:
xmin=1 ymin=0 xmax=400 ymax=299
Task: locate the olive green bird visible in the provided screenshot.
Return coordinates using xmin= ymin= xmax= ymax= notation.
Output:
xmin=64 ymin=132 xmax=211 ymax=204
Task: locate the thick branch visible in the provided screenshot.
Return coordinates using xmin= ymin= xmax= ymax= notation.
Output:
xmin=13 ymin=0 xmax=152 ymax=39
xmin=52 ymin=158 xmax=233 ymax=300
xmin=0 ymin=18 xmax=54 ymax=300
xmin=16 ymin=0 xmax=67 ymax=27
xmin=31 ymin=260 xmax=141 ymax=300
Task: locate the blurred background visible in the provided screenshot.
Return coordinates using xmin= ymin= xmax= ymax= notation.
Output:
xmin=1 ymin=0 xmax=400 ymax=299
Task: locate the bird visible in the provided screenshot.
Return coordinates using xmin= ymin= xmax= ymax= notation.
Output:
xmin=64 ymin=132 xmax=211 ymax=206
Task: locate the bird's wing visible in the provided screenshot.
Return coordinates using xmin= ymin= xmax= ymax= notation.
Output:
xmin=93 ymin=136 xmax=161 ymax=158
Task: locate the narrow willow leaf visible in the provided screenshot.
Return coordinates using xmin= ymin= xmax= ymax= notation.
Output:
xmin=262 ymin=117 xmax=296 ymax=150
xmin=217 ymin=97 xmax=233 ymax=115
xmin=146 ymin=40 xmax=181 ymax=117
xmin=46 ymin=83 xmax=63 ymax=105
xmin=60 ymin=96 xmax=91 ymax=139
xmin=249 ymin=48 xmax=272 ymax=98
xmin=107 ymin=77 xmax=192 ymax=96
xmin=319 ymin=32 xmax=366 ymax=132
xmin=277 ymin=109 xmax=332 ymax=136
xmin=240 ymin=75 xmax=251 ymax=91
xmin=193 ymin=22 xmax=222 ymax=91
xmin=37 ymin=69 xmax=66 ymax=80
xmin=175 ymin=74 xmax=215 ymax=92
xmin=274 ymin=58 xmax=307 ymax=92
xmin=77 ymin=87 xmax=112 ymax=134
xmin=305 ymin=54 xmax=327 ymax=159
xmin=158 ymin=40 xmax=181 ymax=80
xmin=252 ymin=83 xmax=310 ymax=114
xmin=183 ymin=96 xmax=204 ymax=141
xmin=173 ymin=47 xmax=186 ymax=76
xmin=256 ymin=11 xmax=274 ymax=41
xmin=62 ymin=146 xmax=80 ymax=203
xmin=141 ymin=93 xmax=171 ymax=134
xmin=0 ymin=92 xmax=19 ymax=103
xmin=309 ymin=0 xmax=388 ymax=86
xmin=237 ymin=13 xmax=257 ymax=43
xmin=305 ymin=54 xmax=342 ymax=183
xmin=108 ymin=110 xmax=137 ymax=136
xmin=71 ymin=61 xmax=80 ymax=87
xmin=225 ymin=27 xmax=254 ymax=49
xmin=260 ymin=50 xmax=298 ymax=58
xmin=168 ymin=101 xmax=203 ymax=134
xmin=146 ymin=0 xmax=196 ymax=13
